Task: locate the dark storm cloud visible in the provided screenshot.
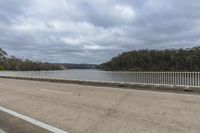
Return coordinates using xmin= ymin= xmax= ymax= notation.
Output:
xmin=0 ymin=0 xmax=200 ymax=64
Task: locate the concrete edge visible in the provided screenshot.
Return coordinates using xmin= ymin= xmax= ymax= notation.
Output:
xmin=0 ymin=76 xmax=200 ymax=95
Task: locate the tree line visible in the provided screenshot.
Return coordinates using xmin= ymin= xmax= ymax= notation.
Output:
xmin=100 ymin=46 xmax=200 ymax=71
xmin=0 ymin=48 xmax=65 ymax=71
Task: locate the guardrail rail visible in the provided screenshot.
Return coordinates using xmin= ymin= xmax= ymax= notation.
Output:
xmin=0 ymin=71 xmax=200 ymax=88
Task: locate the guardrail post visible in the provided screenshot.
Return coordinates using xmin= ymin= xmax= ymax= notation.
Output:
xmin=173 ymin=72 xmax=176 ymax=87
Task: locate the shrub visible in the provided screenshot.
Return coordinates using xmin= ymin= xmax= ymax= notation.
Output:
xmin=0 ymin=65 xmax=5 ymax=71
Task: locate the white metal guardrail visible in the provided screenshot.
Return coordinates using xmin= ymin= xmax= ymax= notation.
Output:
xmin=127 ymin=72 xmax=200 ymax=87
xmin=0 ymin=71 xmax=200 ymax=88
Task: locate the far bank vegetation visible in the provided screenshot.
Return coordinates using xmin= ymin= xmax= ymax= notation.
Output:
xmin=0 ymin=48 xmax=65 ymax=71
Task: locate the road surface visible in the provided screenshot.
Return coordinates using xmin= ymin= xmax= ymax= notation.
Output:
xmin=0 ymin=78 xmax=200 ymax=133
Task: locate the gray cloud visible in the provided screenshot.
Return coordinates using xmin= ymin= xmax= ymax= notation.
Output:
xmin=0 ymin=0 xmax=200 ymax=64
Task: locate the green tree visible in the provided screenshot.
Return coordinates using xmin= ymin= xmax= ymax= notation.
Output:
xmin=100 ymin=46 xmax=200 ymax=71
xmin=0 ymin=48 xmax=66 ymax=71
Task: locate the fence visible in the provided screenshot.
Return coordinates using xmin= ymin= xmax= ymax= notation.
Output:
xmin=0 ymin=71 xmax=200 ymax=88
xmin=128 ymin=72 xmax=200 ymax=87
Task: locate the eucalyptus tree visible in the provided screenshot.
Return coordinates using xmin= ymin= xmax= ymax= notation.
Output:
xmin=0 ymin=48 xmax=65 ymax=71
xmin=100 ymin=46 xmax=200 ymax=71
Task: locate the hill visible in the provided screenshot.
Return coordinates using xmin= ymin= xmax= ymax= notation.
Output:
xmin=62 ymin=63 xmax=98 ymax=69
xmin=0 ymin=48 xmax=65 ymax=71
xmin=100 ymin=46 xmax=200 ymax=71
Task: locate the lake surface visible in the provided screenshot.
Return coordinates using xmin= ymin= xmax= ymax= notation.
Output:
xmin=0 ymin=69 xmax=134 ymax=83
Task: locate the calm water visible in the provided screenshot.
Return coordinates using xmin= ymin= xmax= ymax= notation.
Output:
xmin=0 ymin=69 xmax=134 ymax=83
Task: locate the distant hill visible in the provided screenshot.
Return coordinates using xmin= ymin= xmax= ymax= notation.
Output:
xmin=62 ymin=63 xmax=99 ymax=69
xmin=100 ymin=46 xmax=200 ymax=71
xmin=0 ymin=48 xmax=65 ymax=71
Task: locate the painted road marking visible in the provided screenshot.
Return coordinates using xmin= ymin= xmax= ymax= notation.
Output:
xmin=0 ymin=106 xmax=68 ymax=133
xmin=40 ymin=89 xmax=73 ymax=95
xmin=0 ymin=128 xmax=7 ymax=133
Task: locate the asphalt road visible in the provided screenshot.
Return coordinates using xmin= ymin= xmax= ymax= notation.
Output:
xmin=0 ymin=78 xmax=200 ymax=133
xmin=0 ymin=110 xmax=50 ymax=133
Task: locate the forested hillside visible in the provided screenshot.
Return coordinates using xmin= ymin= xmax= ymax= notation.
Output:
xmin=63 ymin=63 xmax=98 ymax=69
xmin=100 ymin=46 xmax=200 ymax=71
xmin=0 ymin=48 xmax=65 ymax=71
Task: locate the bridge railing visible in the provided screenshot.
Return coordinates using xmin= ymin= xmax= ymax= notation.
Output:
xmin=125 ymin=72 xmax=200 ymax=87
xmin=0 ymin=71 xmax=200 ymax=88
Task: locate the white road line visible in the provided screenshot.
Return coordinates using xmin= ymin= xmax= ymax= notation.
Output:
xmin=0 ymin=106 xmax=68 ymax=133
xmin=0 ymin=128 xmax=7 ymax=133
xmin=40 ymin=89 xmax=73 ymax=95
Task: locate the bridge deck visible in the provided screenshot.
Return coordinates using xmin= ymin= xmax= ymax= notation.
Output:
xmin=0 ymin=78 xmax=200 ymax=133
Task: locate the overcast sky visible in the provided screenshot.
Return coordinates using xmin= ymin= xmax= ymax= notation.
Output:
xmin=0 ymin=0 xmax=200 ymax=64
